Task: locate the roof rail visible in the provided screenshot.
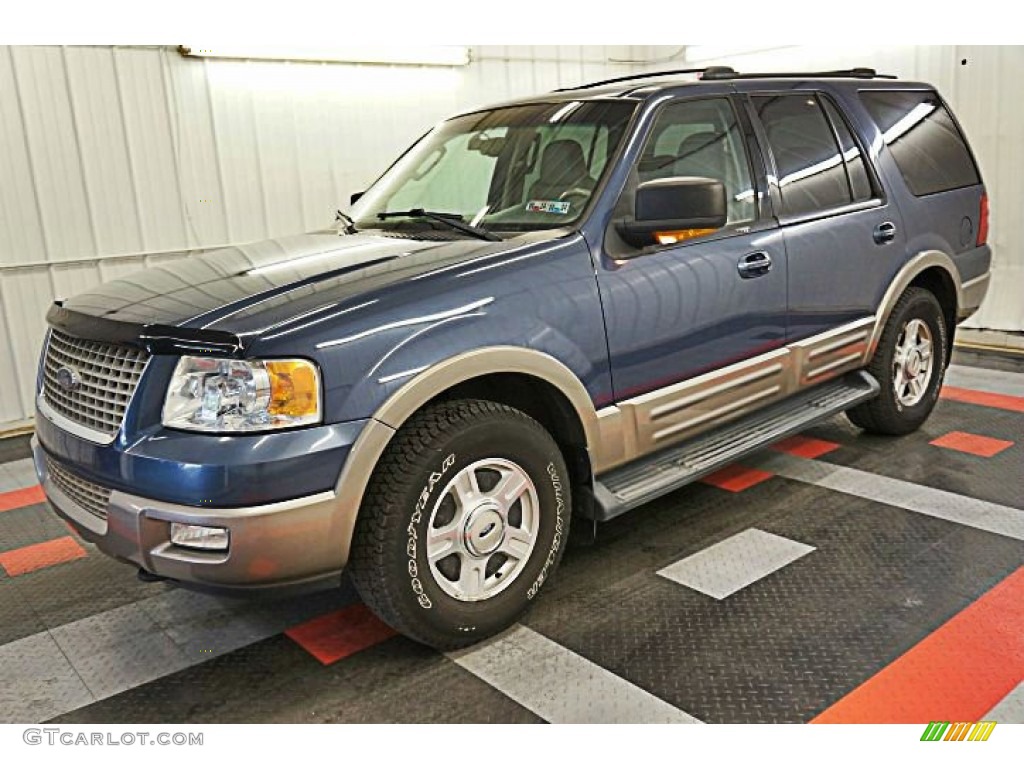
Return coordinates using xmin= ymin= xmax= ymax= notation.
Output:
xmin=553 ymin=65 xmax=897 ymax=92
xmin=701 ymin=67 xmax=897 ymax=81
xmin=552 ymin=66 xmax=736 ymax=92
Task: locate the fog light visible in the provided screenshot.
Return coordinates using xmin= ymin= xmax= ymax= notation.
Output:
xmin=170 ymin=523 xmax=229 ymax=551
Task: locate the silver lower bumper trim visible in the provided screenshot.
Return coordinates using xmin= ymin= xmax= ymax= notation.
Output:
xmin=32 ymin=436 xmax=349 ymax=589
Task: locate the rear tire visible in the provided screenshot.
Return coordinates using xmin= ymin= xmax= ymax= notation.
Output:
xmin=349 ymin=399 xmax=571 ymax=650
xmin=847 ymin=287 xmax=948 ymax=435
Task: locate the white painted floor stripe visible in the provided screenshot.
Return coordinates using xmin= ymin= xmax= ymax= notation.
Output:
xmin=757 ymin=453 xmax=1024 ymax=542
xmin=657 ymin=529 xmax=814 ymax=599
xmin=947 ymin=364 xmax=1024 ymax=398
xmin=985 ymin=681 xmax=1024 ymax=723
xmin=0 ymin=587 xmax=352 ymax=723
xmin=0 ymin=458 xmax=38 ymax=494
xmin=448 ymin=625 xmax=701 ymax=724
xmin=0 ymin=632 xmax=93 ymax=723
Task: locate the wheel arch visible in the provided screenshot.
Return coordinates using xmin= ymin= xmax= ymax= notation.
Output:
xmin=331 ymin=347 xmax=602 ymax=565
xmin=868 ymin=251 xmax=962 ymax=362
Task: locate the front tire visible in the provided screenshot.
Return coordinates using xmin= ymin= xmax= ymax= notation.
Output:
xmin=349 ymin=399 xmax=571 ymax=649
xmin=847 ymin=287 xmax=948 ymax=435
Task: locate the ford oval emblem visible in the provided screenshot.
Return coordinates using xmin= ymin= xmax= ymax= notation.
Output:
xmin=55 ymin=365 xmax=82 ymax=392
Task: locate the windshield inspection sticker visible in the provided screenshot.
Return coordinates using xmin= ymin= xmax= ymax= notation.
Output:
xmin=526 ymin=200 xmax=571 ymax=215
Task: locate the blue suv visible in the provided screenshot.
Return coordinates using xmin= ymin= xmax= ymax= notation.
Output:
xmin=33 ymin=66 xmax=991 ymax=648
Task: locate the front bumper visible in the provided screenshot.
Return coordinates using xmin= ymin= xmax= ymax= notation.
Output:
xmin=34 ymin=436 xmax=348 ymax=590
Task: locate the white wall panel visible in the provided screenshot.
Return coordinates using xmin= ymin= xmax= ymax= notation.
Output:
xmin=0 ymin=269 xmax=55 ymax=418
xmin=8 ymin=46 xmax=96 ymax=261
xmin=954 ymin=46 xmax=1024 ymax=332
xmin=163 ymin=51 xmax=230 ymax=246
xmin=0 ymin=49 xmax=49 ymax=264
xmin=63 ymin=47 xmax=144 ymax=256
xmin=113 ymin=48 xmax=191 ymax=252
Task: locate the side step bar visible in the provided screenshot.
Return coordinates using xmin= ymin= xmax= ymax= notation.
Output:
xmin=588 ymin=370 xmax=880 ymax=521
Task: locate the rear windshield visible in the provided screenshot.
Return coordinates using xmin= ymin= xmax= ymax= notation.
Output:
xmin=859 ymin=90 xmax=980 ymax=196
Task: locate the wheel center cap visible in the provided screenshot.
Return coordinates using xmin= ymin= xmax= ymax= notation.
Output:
xmin=906 ymin=350 xmax=922 ymax=378
xmin=464 ymin=505 xmax=505 ymax=557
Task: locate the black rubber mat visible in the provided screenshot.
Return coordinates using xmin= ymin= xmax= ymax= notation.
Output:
xmin=951 ymin=346 xmax=1024 ymax=373
xmin=802 ymin=401 xmax=1024 ymax=510
xmin=0 ymin=434 xmax=31 ymax=464
xmin=52 ymin=634 xmax=543 ymax=724
xmin=525 ymin=480 xmax=1024 ymax=723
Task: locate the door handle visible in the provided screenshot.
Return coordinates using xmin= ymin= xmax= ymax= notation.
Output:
xmin=873 ymin=221 xmax=897 ymax=244
xmin=737 ymin=251 xmax=772 ymax=279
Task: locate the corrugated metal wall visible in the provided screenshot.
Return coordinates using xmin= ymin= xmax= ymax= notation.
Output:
xmin=0 ymin=45 xmax=652 ymax=429
xmin=670 ymin=45 xmax=1024 ymax=335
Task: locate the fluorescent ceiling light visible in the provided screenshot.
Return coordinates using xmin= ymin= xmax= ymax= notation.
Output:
xmin=179 ymin=45 xmax=470 ymax=67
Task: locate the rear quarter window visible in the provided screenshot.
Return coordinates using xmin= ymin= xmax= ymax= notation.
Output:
xmin=859 ymin=90 xmax=980 ymax=196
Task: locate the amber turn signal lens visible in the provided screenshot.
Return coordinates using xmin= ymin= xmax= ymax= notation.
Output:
xmin=266 ymin=360 xmax=319 ymax=418
xmin=654 ymin=228 xmax=717 ymax=245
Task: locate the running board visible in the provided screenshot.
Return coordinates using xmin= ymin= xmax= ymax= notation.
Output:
xmin=588 ymin=370 xmax=880 ymax=521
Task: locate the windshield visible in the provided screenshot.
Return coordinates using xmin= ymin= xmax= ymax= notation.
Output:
xmin=349 ymin=100 xmax=636 ymax=237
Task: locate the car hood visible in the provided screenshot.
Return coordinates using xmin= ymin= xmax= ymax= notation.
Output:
xmin=58 ymin=230 xmax=514 ymax=337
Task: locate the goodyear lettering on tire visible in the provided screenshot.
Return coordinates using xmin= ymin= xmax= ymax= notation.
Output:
xmin=408 ymin=453 xmax=456 ymax=609
xmin=527 ymin=461 xmax=565 ymax=600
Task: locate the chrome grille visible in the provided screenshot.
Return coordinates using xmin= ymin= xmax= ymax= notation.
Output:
xmin=42 ymin=329 xmax=149 ymax=439
xmin=46 ymin=456 xmax=111 ymax=520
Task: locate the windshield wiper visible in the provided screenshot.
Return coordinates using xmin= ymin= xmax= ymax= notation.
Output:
xmin=377 ymin=209 xmax=500 ymax=242
xmin=335 ymin=209 xmax=357 ymax=235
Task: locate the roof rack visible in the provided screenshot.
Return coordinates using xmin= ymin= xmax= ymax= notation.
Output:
xmin=552 ymin=67 xmax=736 ymax=92
xmin=701 ymin=67 xmax=897 ymax=81
xmin=554 ymin=65 xmax=895 ymax=92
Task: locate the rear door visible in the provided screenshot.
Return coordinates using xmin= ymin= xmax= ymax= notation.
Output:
xmin=745 ymin=90 xmax=906 ymax=342
xmin=858 ymin=88 xmax=987 ymax=281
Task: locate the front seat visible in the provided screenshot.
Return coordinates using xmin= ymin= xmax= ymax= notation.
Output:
xmin=527 ymin=139 xmax=595 ymax=201
xmin=672 ymin=131 xmax=726 ymax=180
xmin=672 ymin=130 xmax=750 ymax=221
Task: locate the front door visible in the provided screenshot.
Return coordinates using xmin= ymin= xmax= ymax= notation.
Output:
xmin=596 ymin=96 xmax=787 ymax=401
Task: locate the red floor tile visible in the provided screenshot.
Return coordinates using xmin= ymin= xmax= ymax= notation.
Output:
xmin=772 ymin=435 xmax=841 ymax=459
xmin=285 ymin=603 xmax=397 ymax=665
xmin=701 ymin=464 xmax=774 ymax=493
xmin=0 ymin=485 xmax=46 ymax=513
xmin=941 ymin=385 xmax=1024 ymax=414
xmin=930 ymin=431 xmax=1014 ymax=458
xmin=0 ymin=536 xmax=87 ymax=576
xmin=812 ymin=566 xmax=1024 ymax=723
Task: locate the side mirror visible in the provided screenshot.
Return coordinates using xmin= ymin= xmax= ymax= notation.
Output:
xmin=350 ymin=191 xmax=365 ymax=205
xmin=616 ymin=177 xmax=727 ymax=248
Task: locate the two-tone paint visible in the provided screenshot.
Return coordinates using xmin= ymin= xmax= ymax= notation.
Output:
xmin=34 ymin=76 xmax=991 ymax=591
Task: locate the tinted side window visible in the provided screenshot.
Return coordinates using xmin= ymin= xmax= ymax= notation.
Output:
xmin=638 ymin=98 xmax=756 ymax=225
xmin=753 ymin=94 xmax=852 ymax=217
xmin=860 ymin=90 xmax=980 ymax=196
xmin=821 ymin=98 xmax=874 ymax=202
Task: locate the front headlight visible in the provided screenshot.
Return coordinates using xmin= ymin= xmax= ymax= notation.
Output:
xmin=162 ymin=356 xmax=321 ymax=432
